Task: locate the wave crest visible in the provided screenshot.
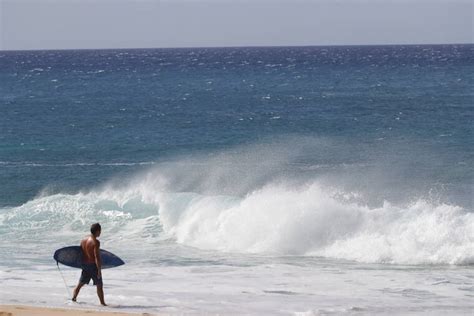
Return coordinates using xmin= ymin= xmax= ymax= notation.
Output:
xmin=2 ymin=178 xmax=472 ymax=265
xmin=156 ymin=182 xmax=473 ymax=265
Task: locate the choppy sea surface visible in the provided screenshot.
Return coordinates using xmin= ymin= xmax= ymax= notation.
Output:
xmin=0 ymin=45 xmax=473 ymax=315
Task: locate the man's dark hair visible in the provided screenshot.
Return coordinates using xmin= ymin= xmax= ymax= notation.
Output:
xmin=90 ymin=223 xmax=101 ymax=235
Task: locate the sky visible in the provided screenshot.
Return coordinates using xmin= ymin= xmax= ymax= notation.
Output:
xmin=0 ymin=0 xmax=472 ymax=50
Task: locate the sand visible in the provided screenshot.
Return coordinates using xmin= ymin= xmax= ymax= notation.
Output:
xmin=0 ymin=305 xmax=154 ymax=316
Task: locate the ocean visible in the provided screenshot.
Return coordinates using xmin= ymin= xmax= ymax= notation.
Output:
xmin=0 ymin=45 xmax=473 ymax=314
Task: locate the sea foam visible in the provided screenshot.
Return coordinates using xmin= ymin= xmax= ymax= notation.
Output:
xmin=2 ymin=169 xmax=472 ymax=265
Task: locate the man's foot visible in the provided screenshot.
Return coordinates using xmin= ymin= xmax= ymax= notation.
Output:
xmin=72 ymin=298 xmax=77 ymax=302
xmin=100 ymin=302 xmax=107 ymax=306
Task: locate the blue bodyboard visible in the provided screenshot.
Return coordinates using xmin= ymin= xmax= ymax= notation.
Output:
xmin=54 ymin=246 xmax=125 ymax=269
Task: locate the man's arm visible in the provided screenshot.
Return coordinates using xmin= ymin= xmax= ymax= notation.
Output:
xmin=94 ymin=240 xmax=102 ymax=278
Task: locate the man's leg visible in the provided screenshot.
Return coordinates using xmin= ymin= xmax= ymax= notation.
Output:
xmin=72 ymin=282 xmax=85 ymax=302
xmin=97 ymin=285 xmax=106 ymax=306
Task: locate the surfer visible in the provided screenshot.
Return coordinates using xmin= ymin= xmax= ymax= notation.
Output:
xmin=72 ymin=223 xmax=107 ymax=306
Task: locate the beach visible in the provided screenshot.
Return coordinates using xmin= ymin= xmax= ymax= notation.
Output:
xmin=0 ymin=305 xmax=146 ymax=316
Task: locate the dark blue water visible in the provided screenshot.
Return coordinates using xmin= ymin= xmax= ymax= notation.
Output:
xmin=1 ymin=45 xmax=473 ymax=207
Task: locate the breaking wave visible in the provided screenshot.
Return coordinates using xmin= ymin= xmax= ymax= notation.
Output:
xmin=1 ymin=172 xmax=472 ymax=265
xmin=1 ymin=139 xmax=472 ymax=265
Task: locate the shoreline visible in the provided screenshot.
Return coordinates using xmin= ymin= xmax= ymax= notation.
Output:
xmin=0 ymin=305 xmax=151 ymax=316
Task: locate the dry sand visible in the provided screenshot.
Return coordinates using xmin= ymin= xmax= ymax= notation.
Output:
xmin=0 ymin=305 xmax=155 ymax=316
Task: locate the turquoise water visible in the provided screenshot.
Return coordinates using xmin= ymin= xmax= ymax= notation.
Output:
xmin=1 ymin=45 xmax=472 ymax=207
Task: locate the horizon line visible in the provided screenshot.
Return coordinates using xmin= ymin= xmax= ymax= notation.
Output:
xmin=1 ymin=42 xmax=473 ymax=53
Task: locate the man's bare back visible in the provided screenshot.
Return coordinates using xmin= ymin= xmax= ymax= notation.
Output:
xmin=81 ymin=236 xmax=100 ymax=264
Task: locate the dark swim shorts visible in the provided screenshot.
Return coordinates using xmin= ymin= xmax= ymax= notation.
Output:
xmin=79 ymin=263 xmax=102 ymax=286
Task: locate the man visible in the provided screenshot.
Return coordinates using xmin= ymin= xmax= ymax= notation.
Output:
xmin=72 ymin=223 xmax=106 ymax=306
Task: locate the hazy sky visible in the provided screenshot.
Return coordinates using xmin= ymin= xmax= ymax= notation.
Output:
xmin=1 ymin=0 xmax=472 ymax=50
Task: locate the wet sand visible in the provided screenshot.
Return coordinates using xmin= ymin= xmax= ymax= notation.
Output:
xmin=0 ymin=305 xmax=153 ymax=316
